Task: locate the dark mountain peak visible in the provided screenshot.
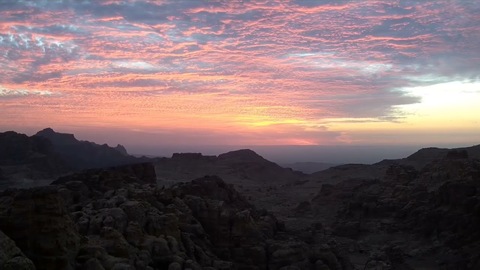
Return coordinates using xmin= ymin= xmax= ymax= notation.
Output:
xmin=114 ymin=144 xmax=128 ymax=155
xmin=0 ymin=130 xmax=66 ymax=179
xmin=217 ymin=149 xmax=266 ymax=163
xmin=37 ymin=127 xmax=54 ymax=134
xmin=35 ymin=128 xmax=77 ymax=145
xmin=33 ymin=128 xmax=141 ymax=170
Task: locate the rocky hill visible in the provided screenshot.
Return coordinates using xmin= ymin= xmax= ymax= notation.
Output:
xmin=153 ymin=149 xmax=309 ymax=217
xmin=155 ymin=149 xmax=304 ymax=183
xmin=302 ymin=146 xmax=480 ymax=269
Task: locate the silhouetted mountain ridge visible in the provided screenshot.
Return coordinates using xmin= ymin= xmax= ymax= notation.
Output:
xmin=0 ymin=129 xmax=146 ymax=186
xmin=407 ymin=144 xmax=480 ymax=161
xmin=0 ymin=131 xmax=67 ymax=182
xmin=34 ymin=128 xmax=142 ymax=170
xmin=35 ymin=128 xmax=78 ymax=145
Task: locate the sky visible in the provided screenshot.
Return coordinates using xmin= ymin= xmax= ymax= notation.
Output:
xmin=1 ymin=0 xmax=479 ymax=157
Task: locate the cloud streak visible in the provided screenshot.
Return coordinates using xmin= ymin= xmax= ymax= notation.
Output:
xmin=1 ymin=0 xmax=479 ymax=146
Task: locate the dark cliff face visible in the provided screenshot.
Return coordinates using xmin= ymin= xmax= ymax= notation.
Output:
xmin=0 ymin=129 xmax=149 ymax=186
xmin=34 ymin=128 xmax=142 ymax=170
xmin=0 ymin=131 xmax=57 ymax=165
xmin=0 ymin=131 xmax=67 ymax=182
xmin=217 ymin=149 xmax=268 ymax=163
xmin=34 ymin=128 xmax=77 ymax=146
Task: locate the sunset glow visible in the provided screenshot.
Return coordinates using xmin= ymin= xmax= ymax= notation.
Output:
xmin=1 ymin=0 xmax=479 ymax=148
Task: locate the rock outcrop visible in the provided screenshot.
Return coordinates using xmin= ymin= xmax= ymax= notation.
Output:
xmin=52 ymin=162 xmax=156 ymax=191
xmin=0 ymin=163 xmax=348 ymax=270
xmin=309 ymin=153 xmax=480 ymax=269
xmin=0 ymin=186 xmax=81 ymax=270
xmin=0 ymin=230 xmax=36 ymax=270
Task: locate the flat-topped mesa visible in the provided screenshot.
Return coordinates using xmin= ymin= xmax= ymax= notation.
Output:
xmin=217 ymin=149 xmax=268 ymax=163
xmin=172 ymin=152 xmax=208 ymax=159
xmin=35 ymin=127 xmax=77 ymax=145
xmin=51 ymin=162 xmax=156 ymax=191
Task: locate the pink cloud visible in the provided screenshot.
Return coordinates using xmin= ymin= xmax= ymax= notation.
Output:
xmin=0 ymin=0 xmax=478 ymax=145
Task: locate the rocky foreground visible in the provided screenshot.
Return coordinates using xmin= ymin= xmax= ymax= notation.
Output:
xmin=1 ymin=129 xmax=480 ymax=270
xmin=0 ymin=162 xmax=349 ymax=270
xmin=304 ymin=149 xmax=480 ymax=269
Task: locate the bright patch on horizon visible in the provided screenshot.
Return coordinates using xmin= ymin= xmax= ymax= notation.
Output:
xmin=399 ymin=81 xmax=480 ymax=126
xmin=404 ymin=81 xmax=480 ymax=107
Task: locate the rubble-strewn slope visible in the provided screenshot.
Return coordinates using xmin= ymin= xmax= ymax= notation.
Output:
xmin=309 ymin=149 xmax=480 ymax=269
xmin=0 ymin=162 xmax=349 ymax=270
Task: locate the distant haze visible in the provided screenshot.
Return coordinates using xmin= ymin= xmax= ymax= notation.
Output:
xmin=130 ymin=144 xmax=440 ymax=165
